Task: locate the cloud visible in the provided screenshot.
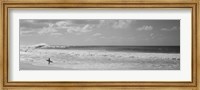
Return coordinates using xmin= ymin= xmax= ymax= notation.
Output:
xmin=146 ymin=33 xmax=163 ymax=40
xmin=82 ymin=24 xmax=92 ymax=32
xmin=37 ymin=21 xmax=95 ymax=35
xmin=66 ymin=24 xmax=94 ymax=33
xmin=38 ymin=23 xmax=58 ymax=35
xmin=55 ymin=21 xmax=96 ymax=34
xmin=85 ymin=38 xmax=95 ymax=42
xmin=93 ymin=33 xmax=102 ymax=36
xmin=150 ymin=33 xmax=156 ymax=39
xmin=161 ymin=26 xmax=178 ymax=31
xmin=24 ymin=20 xmax=35 ymax=23
xmin=22 ymin=20 xmax=135 ymax=36
xmin=20 ymin=30 xmax=34 ymax=36
xmin=51 ymin=33 xmax=62 ymax=36
xmin=112 ymin=20 xmax=132 ymax=29
xmin=54 ymin=20 xmax=134 ymax=34
xmin=97 ymin=20 xmax=109 ymax=28
xmin=20 ymin=19 xmax=35 ymax=24
xmin=20 ymin=27 xmax=35 ymax=36
xmin=97 ymin=20 xmax=134 ymax=29
xmin=100 ymin=36 xmax=106 ymax=39
xmin=136 ymin=25 xmax=153 ymax=31
xmin=20 ymin=20 xmax=97 ymax=36
xmin=55 ymin=21 xmax=72 ymax=28
xmin=20 ymin=19 xmax=49 ymax=29
xmin=20 ymin=22 xmax=63 ymax=36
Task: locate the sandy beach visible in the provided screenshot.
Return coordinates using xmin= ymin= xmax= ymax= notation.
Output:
xmin=20 ymin=48 xmax=180 ymax=70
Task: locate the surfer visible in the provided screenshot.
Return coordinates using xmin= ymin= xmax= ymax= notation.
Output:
xmin=46 ymin=58 xmax=53 ymax=64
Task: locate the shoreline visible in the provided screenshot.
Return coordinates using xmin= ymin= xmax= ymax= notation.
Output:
xmin=20 ymin=49 xmax=180 ymax=70
xmin=20 ymin=62 xmax=66 ymax=70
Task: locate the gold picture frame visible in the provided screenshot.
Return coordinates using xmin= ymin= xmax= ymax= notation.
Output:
xmin=0 ymin=0 xmax=199 ymax=90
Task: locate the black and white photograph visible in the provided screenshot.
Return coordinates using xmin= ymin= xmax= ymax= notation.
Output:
xmin=19 ymin=19 xmax=180 ymax=70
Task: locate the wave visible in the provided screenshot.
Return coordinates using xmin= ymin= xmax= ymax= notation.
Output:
xmin=34 ymin=46 xmax=180 ymax=53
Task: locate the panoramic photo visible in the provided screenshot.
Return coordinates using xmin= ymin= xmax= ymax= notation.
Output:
xmin=19 ymin=19 xmax=180 ymax=70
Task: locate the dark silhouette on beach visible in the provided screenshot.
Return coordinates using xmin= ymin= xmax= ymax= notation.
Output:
xmin=46 ymin=58 xmax=53 ymax=64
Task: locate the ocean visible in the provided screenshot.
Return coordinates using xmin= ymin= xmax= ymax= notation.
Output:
xmin=39 ymin=46 xmax=180 ymax=53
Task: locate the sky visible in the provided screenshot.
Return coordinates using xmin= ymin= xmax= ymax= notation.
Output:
xmin=20 ymin=19 xmax=180 ymax=46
